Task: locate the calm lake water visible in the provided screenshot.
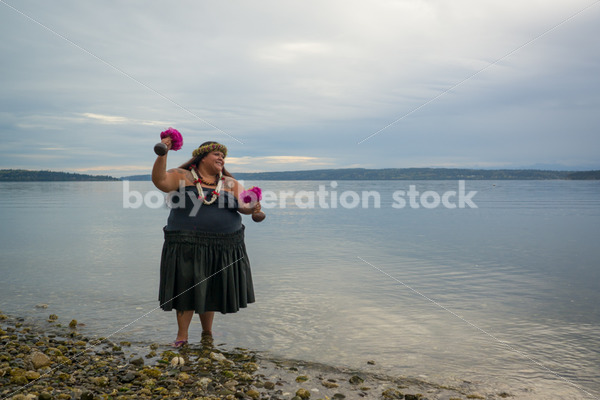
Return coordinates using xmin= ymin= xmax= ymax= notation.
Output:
xmin=0 ymin=180 xmax=599 ymax=399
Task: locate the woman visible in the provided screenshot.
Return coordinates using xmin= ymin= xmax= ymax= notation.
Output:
xmin=152 ymin=137 xmax=261 ymax=347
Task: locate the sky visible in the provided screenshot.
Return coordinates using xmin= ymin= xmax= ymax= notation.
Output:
xmin=1 ymin=0 xmax=599 ymax=177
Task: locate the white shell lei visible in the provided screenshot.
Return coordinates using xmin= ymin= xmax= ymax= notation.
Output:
xmin=190 ymin=168 xmax=223 ymax=205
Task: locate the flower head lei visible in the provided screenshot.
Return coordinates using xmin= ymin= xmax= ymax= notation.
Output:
xmin=192 ymin=143 xmax=228 ymax=158
xmin=188 ymin=166 xmax=225 ymax=205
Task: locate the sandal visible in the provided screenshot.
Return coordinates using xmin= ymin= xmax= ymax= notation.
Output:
xmin=172 ymin=340 xmax=188 ymax=348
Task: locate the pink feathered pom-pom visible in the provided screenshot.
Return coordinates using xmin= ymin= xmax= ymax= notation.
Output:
xmin=240 ymin=186 xmax=262 ymax=204
xmin=160 ymin=128 xmax=183 ymax=151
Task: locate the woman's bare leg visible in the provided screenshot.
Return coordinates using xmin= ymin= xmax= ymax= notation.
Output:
xmin=175 ymin=310 xmax=194 ymax=342
xmin=199 ymin=312 xmax=214 ymax=336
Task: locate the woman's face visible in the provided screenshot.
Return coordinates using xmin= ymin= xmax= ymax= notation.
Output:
xmin=201 ymin=151 xmax=225 ymax=173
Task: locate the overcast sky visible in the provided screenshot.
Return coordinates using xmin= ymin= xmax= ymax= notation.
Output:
xmin=1 ymin=0 xmax=599 ymax=176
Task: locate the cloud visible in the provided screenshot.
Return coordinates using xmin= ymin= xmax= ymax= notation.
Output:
xmin=14 ymin=153 xmax=70 ymax=160
xmin=227 ymin=156 xmax=330 ymax=165
xmin=71 ymin=164 xmax=149 ymax=174
xmin=13 ymin=113 xmax=170 ymax=131
xmin=258 ymin=41 xmax=331 ymax=64
xmin=226 ymin=156 xmax=335 ymax=173
xmin=39 ymin=146 xmax=69 ymax=151
xmin=80 ymin=113 xmax=129 ymax=124
xmin=66 ymin=156 xmax=335 ymax=177
xmin=79 ymin=113 xmax=171 ymax=127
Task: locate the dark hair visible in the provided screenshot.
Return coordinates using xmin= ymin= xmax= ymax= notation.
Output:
xmin=179 ymin=141 xmax=234 ymax=178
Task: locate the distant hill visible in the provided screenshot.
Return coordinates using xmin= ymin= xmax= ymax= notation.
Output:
xmin=121 ymin=168 xmax=600 ymax=181
xmin=0 ymin=169 xmax=119 ymax=182
xmin=123 ymin=174 xmax=153 ymax=181
xmin=565 ymin=170 xmax=600 ymax=180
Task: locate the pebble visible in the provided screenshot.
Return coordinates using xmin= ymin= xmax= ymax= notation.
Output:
xmin=80 ymin=392 xmax=94 ymax=400
xmin=178 ymin=371 xmax=191 ymax=381
xmin=383 ymin=387 xmax=404 ymax=398
xmin=130 ymin=356 xmax=144 ymax=366
xmin=11 ymin=375 xmax=28 ymax=385
xmin=243 ymin=361 xmax=259 ymax=372
xmin=170 ymin=356 xmax=185 ymax=366
xmin=296 ymin=388 xmax=311 ymax=399
xmin=224 ymin=379 xmax=239 ymax=390
xmin=210 ymin=351 xmax=227 ymax=361
xmin=467 ymin=392 xmax=485 ymax=399
xmin=24 ymin=370 xmax=40 ymax=380
xmin=119 ymin=371 xmax=136 ymax=383
xmin=264 ymin=381 xmax=276 ymax=390
xmin=196 ymin=376 xmax=212 ymax=388
xmin=322 ymin=379 xmax=339 ymax=388
xmin=29 ymin=351 xmax=51 ymax=369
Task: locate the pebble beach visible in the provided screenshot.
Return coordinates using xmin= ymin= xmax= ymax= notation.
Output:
xmin=0 ymin=311 xmax=508 ymax=400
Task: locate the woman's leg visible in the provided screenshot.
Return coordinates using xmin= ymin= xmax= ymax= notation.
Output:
xmin=199 ymin=311 xmax=214 ymax=336
xmin=175 ymin=310 xmax=194 ymax=342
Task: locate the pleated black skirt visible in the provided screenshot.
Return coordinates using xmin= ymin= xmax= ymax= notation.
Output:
xmin=158 ymin=226 xmax=255 ymax=314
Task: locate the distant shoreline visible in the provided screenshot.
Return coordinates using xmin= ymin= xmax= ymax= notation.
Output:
xmin=0 ymin=169 xmax=119 ymax=182
xmin=123 ymin=168 xmax=600 ymax=181
xmin=1 ymin=168 xmax=599 ymax=182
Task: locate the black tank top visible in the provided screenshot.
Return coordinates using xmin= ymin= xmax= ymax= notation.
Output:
xmin=165 ymin=186 xmax=242 ymax=233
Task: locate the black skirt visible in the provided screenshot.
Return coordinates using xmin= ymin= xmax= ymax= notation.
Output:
xmin=158 ymin=226 xmax=255 ymax=314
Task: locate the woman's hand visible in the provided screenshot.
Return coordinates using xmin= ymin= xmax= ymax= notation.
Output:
xmin=238 ymin=200 xmax=259 ymax=215
xmin=162 ymin=137 xmax=173 ymax=151
xmin=251 ymin=202 xmax=266 ymax=222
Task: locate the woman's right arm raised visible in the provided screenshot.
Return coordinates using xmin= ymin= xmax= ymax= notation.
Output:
xmin=152 ymin=138 xmax=187 ymax=192
xmin=152 ymin=155 xmax=185 ymax=193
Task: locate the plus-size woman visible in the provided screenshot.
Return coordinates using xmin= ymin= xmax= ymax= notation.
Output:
xmin=152 ymin=137 xmax=260 ymax=347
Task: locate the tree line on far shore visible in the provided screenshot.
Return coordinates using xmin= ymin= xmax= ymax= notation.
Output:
xmin=1 ymin=168 xmax=599 ymax=182
xmin=0 ymin=169 xmax=119 ymax=182
xmin=231 ymin=168 xmax=600 ymax=181
xmin=126 ymin=168 xmax=600 ymax=181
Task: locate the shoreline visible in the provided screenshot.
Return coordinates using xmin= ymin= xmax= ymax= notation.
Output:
xmin=1 ymin=311 xmax=507 ymax=400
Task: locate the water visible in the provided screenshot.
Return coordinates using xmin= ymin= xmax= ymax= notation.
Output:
xmin=0 ymin=180 xmax=599 ymax=399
